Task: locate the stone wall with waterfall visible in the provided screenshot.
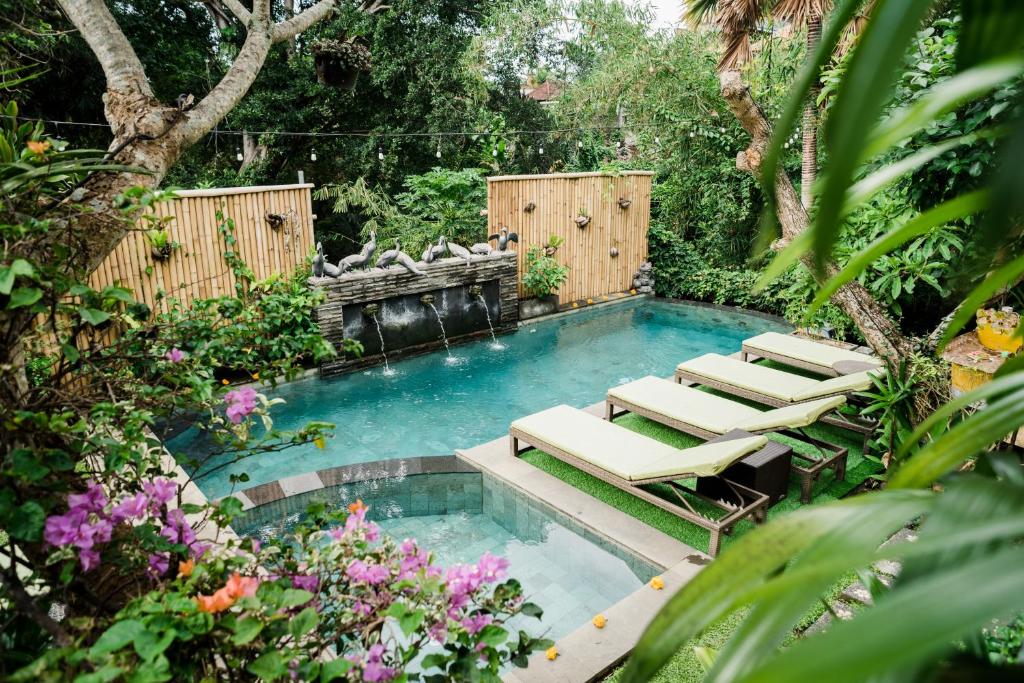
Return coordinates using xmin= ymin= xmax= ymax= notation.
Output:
xmin=311 ymin=252 xmax=519 ymax=376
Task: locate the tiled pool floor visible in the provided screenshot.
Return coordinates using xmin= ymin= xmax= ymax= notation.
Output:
xmin=380 ymin=511 xmax=648 ymax=640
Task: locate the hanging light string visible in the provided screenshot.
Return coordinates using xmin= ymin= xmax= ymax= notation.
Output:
xmin=16 ymin=115 xmax=780 ymax=144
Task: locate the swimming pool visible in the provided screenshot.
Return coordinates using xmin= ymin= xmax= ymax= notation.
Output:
xmin=172 ymin=298 xmax=788 ymax=498
xmin=232 ymin=469 xmax=659 ymax=641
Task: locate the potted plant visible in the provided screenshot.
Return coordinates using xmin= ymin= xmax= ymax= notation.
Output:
xmin=574 ymin=209 xmax=591 ymax=229
xmin=520 ymin=245 xmax=569 ymax=319
xmin=146 ymin=229 xmax=178 ymax=261
xmin=542 ymin=234 xmax=564 ymax=257
xmin=312 ymin=37 xmax=371 ymax=90
xmin=976 ymin=307 xmax=1022 ymax=353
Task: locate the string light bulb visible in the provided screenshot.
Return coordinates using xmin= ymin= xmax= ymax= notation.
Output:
xmin=578 ymin=140 xmax=583 ymax=148
xmin=654 ymin=136 xmax=660 ymax=145
xmin=435 ymin=142 xmax=442 ymax=159
xmin=378 ymin=148 xmax=384 ymax=161
xmin=310 ymin=149 xmax=317 ymax=161
xmin=538 ymin=145 xmax=544 ymax=154
xmin=235 ymin=147 xmax=243 ymax=162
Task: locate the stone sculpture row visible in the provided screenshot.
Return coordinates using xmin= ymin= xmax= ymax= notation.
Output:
xmin=311 ymin=228 xmax=519 ymax=280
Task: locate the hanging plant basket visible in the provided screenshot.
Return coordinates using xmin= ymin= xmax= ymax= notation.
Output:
xmin=151 ymin=245 xmax=172 ymax=261
xmin=313 ymin=38 xmax=371 ymax=90
xmin=617 ymin=197 xmax=631 ymax=209
xmin=574 ymin=215 xmax=591 ymax=229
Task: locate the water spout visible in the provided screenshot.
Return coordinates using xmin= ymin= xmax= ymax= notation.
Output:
xmin=363 ymin=304 xmax=393 ymax=375
xmin=421 ymin=294 xmax=453 ymax=360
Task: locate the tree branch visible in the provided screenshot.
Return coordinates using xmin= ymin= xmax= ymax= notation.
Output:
xmin=56 ymin=0 xmax=152 ymax=97
xmin=272 ymin=0 xmax=338 ymax=42
xmin=218 ymin=0 xmax=252 ymax=25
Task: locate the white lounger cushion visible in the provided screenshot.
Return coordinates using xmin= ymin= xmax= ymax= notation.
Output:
xmin=678 ymin=353 xmax=878 ymax=402
xmin=511 ymin=404 xmax=767 ymax=480
xmin=744 ymin=332 xmax=881 ymax=371
xmin=608 ymin=376 xmax=845 ymax=433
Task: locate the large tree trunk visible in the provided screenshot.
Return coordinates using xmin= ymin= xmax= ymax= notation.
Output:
xmin=720 ymin=70 xmax=914 ymax=363
xmin=801 ymin=15 xmax=822 ymax=210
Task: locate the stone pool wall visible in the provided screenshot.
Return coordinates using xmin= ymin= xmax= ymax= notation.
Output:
xmin=310 ymin=252 xmax=518 ymax=376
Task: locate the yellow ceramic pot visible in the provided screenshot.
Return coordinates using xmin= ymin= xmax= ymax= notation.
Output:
xmin=976 ymin=324 xmax=1022 ymax=353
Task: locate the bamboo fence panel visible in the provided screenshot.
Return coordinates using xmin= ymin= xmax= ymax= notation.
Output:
xmin=87 ymin=184 xmax=315 ymax=314
xmin=486 ymin=172 xmax=652 ymax=304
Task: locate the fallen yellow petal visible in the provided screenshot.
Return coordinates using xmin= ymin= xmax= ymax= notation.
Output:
xmin=221 ymin=379 xmax=229 ymax=385
xmin=251 ymin=372 xmax=260 ymax=380
xmin=586 ymin=298 xmax=593 ymax=305
xmin=313 ymin=436 xmax=326 ymax=449
xmin=650 ymin=576 xmax=665 ymax=590
xmin=592 ymin=614 xmax=606 ymax=629
xmin=572 ymin=303 xmax=579 ymax=308
xmin=546 ymin=647 xmax=558 ymax=661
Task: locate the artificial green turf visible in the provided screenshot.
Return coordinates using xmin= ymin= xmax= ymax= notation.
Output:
xmin=520 ymin=409 xmax=877 ymax=555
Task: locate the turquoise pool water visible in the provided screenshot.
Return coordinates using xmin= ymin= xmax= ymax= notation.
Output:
xmin=173 ymin=299 xmax=787 ymax=498
xmin=232 ymin=470 xmax=659 ymax=641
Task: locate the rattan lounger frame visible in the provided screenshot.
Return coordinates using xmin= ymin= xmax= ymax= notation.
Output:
xmin=605 ymin=397 xmax=848 ymax=504
xmin=509 ymin=427 xmax=772 ymax=557
xmin=672 ymin=368 xmax=875 ymax=444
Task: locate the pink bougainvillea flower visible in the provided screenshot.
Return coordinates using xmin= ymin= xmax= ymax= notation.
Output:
xmin=290 ymin=573 xmax=319 ymax=593
xmin=476 ymin=552 xmax=509 ymax=582
xmin=461 ymin=613 xmax=493 ymax=635
xmin=224 ymin=387 xmax=258 ymax=423
xmin=148 ymin=552 xmax=170 ymax=578
xmin=346 ymin=559 xmax=390 ymax=585
xmin=67 ymin=480 xmax=107 ymax=513
xmin=143 ymin=478 xmax=177 ymax=508
xmin=164 ymin=347 xmax=186 ymax=362
xmin=79 ymin=548 xmax=101 ymax=572
xmin=110 ymin=492 xmax=148 ymax=523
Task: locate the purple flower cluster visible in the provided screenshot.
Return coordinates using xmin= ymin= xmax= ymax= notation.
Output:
xmin=164 ymin=347 xmax=186 ymax=363
xmin=224 ymin=387 xmax=258 ymax=424
xmin=345 ymin=644 xmax=396 ymax=683
xmin=44 ymin=477 xmax=205 ymax=573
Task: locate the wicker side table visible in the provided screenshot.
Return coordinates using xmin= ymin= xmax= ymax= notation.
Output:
xmin=697 ymin=439 xmax=793 ymax=507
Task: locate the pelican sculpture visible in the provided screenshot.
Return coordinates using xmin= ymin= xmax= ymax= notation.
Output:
xmin=487 ymin=227 xmax=519 ymax=251
xmin=422 ymin=236 xmax=447 ymax=264
xmin=394 ymin=251 xmax=426 ymax=275
xmin=470 ymin=242 xmax=493 ymax=255
xmin=376 ymin=239 xmax=401 ymax=269
xmin=446 ymin=240 xmax=473 ymax=266
xmin=338 ymin=231 xmax=377 ymax=274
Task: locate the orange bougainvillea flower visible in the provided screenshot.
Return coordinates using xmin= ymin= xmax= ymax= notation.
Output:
xmin=27 ymin=140 xmax=51 ymax=155
xmin=592 ymin=614 xmax=607 ymax=629
xmin=348 ymin=499 xmax=367 ymax=514
xmin=221 ymin=379 xmax=230 ymax=385
xmin=196 ymin=587 xmax=235 ymax=613
xmin=195 ymin=573 xmax=259 ymax=613
xmin=546 ymin=646 xmax=558 ymax=661
xmin=251 ymin=372 xmax=260 ymax=380
xmin=225 ymin=573 xmax=259 ymax=599
xmin=178 ymin=559 xmax=195 ymax=578
xmin=649 ymin=576 xmax=665 ymax=591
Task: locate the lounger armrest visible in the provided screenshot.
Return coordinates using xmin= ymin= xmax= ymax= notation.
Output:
xmin=733 ymin=396 xmax=847 ymax=432
xmin=791 ymin=370 xmax=879 ymax=401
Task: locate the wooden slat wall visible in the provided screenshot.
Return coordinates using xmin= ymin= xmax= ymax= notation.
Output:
xmin=88 ymin=184 xmax=315 ymax=313
xmin=486 ymin=171 xmax=652 ymax=304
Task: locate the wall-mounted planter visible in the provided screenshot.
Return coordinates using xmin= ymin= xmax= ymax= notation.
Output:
xmin=266 ymin=212 xmax=287 ymax=230
xmin=618 ymin=197 xmax=631 ymax=209
xmin=574 ymin=215 xmax=591 ymax=229
xmin=151 ymin=245 xmax=173 ymax=261
xmin=519 ymin=294 xmax=559 ymax=320
xmin=523 ymin=202 xmax=536 ymax=213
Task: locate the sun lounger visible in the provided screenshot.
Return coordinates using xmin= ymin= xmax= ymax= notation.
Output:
xmin=606 ymin=376 xmax=849 ymax=503
xmin=509 ymin=404 xmax=783 ymax=556
xmin=674 ymin=352 xmax=878 ymax=440
xmin=741 ymin=331 xmax=881 ymax=377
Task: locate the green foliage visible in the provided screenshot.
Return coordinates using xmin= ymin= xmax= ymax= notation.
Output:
xmin=622 ymin=2 xmax=1024 ymax=681
xmin=316 ymin=167 xmax=488 ymax=255
xmin=521 ymin=245 xmax=569 ymax=298
xmin=982 ymin=614 xmax=1024 ymax=666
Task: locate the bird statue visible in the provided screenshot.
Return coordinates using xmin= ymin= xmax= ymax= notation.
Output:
xmin=421 ymin=235 xmax=447 ymax=264
xmin=394 ymin=251 xmax=427 ymax=275
xmin=312 ymin=241 xmax=327 ymax=277
xmin=446 ymin=240 xmax=473 ymax=266
xmin=337 ymin=231 xmax=376 ymax=274
xmin=470 ymin=242 xmax=493 ymax=255
xmin=487 ymin=227 xmax=519 ymax=251
xmin=376 ymin=239 xmax=401 ymax=269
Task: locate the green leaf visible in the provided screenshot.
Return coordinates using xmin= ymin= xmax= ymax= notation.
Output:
xmin=958 ymin=0 xmax=1024 ymax=70
xmin=79 ymin=308 xmax=111 ymax=326
xmin=7 ymin=501 xmax=44 ymax=541
xmin=320 ymin=658 xmax=353 ymax=682
xmin=864 ymin=58 xmax=1024 ymax=159
xmin=90 ymin=620 xmax=146 ymax=658
xmin=619 ymin=491 xmax=931 ymax=682
xmin=61 ymin=343 xmax=80 ymax=365
xmin=0 ymin=259 xmax=34 ymax=295
xmin=11 ymin=449 xmax=49 ymax=481
xmin=809 ymin=0 xmax=935 ymax=269
xmin=733 ymin=546 xmax=1024 ymax=683
xmin=8 ymin=287 xmax=42 ymax=309
xmin=280 ymin=588 xmax=314 ymax=609
xmin=519 ymin=602 xmax=543 ymax=619
xmin=231 ymin=616 xmax=264 ymax=645
xmin=288 ymin=607 xmax=319 ymax=639
xmin=247 ymin=651 xmax=286 ymax=681
xmin=808 ymin=191 xmax=989 ymax=314
xmin=478 ymin=624 xmax=508 ymax=648
xmin=754 ymin=229 xmax=813 ymax=292
xmin=132 ymin=629 xmax=174 ymax=662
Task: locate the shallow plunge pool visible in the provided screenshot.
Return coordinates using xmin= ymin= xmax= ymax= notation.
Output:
xmin=232 ymin=468 xmax=659 ymax=641
xmin=172 ymin=298 xmax=788 ymax=499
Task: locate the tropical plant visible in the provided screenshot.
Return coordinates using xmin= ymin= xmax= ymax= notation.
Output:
xmin=521 ymin=246 xmax=569 ymax=298
xmin=620 ymin=1 xmax=1024 ymax=681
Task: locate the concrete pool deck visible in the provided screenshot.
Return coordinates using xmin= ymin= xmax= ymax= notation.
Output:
xmin=456 ymin=400 xmax=710 ymax=683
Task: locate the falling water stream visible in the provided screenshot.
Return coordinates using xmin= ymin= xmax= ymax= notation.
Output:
xmin=369 ymin=313 xmax=393 ymax=375
xmin=426 ymin=302 xmax=453 ymax=359
xmin=476 ymin=294 xmax=505 ymax=350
